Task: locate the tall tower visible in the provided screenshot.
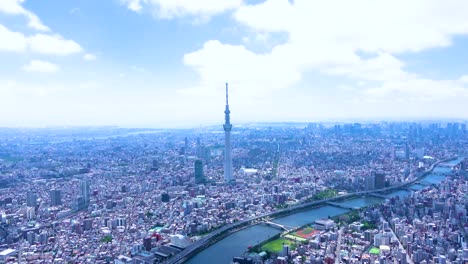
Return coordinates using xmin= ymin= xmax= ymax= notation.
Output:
xmin=79 ymin=179 xmax=90 ymax=206
xmin=223 ymin=83 xmax=233 ymax=183
xmin=26 ymin=192 xmax=37 ymax=207
xmin=49 ymin=189 xmax=62 ymax=206
xmin=194 ymin=159 xmax=205 ymax=184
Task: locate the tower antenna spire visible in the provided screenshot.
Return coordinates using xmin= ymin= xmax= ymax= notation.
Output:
xmin=226 ymin=83 xmax=229 ymax=105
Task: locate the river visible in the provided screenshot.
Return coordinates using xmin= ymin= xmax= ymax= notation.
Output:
xmin=185 ymin=158 xmax=462 ymax=264
xmin=186 ymin=206 xmax=349 ymax=264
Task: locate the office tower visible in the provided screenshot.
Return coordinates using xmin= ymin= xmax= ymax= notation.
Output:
xmin=26 ymin=207 xmax=35 ymax=220
xmin=72 ymin=196 xmax=86 ymax=211
xmin=194 ymin=159 xmax=205 ymax=184
xmin=373 ymin=171 xmax=386 ymax=189
xmin=161 ymin=193 xmax=170 ymax=202
xmin=27 ymin=231 xmax=35 ymax=244
xmin=223 ymin=83 xmax=233 ymax=183
xmin=143 ymin=237 xmax=152 ymax=251
xmin=39 ymin=231 xmax=48 ymax=244
xmin=26 ymin=192 xmax=37 ymax=207
xmin=196 ymin=137 xmax=202 ymax=158
xmin=50 ymin=189 xmax=62 ymax=206
xmin=405 ymin=143 xmax=410 ymax=160
xmin=365 ymin=174 xmax=375 ymax=191
xmin=83 ymin=218 xmax=93 ymax=231
xmin=79 ymin=179 xmax=90 ymax=206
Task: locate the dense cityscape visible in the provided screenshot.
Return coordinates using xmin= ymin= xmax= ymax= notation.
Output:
xmin=0 ymin=118 xmax=467 ymax=263
xmin=1 ymin=1 xmax=468 ymax=264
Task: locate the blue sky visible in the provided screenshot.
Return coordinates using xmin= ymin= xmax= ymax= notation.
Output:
xmin=0 ymin=0 xmax=467 ymax=127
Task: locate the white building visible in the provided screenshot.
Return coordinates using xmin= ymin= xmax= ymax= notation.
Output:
xmin=0 ymin=249 xmax=17 ymax=262
xmin=314 ymin=218 xmax=336 ymax=231
xmin=170 ymin=234 xmax=192 ymax=248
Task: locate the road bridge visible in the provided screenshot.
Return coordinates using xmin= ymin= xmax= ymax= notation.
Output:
xmin=368 ymin=193 xmax=387 ymax=199
xmin=325 ymin=201 xmax=359 ymax=210
xmin=262 ymin=221 xmax=292 ymax=231
xmin=162 ymin=157 xmax=454 ymax=264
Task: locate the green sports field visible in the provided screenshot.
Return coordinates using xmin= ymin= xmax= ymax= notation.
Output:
xmin=261 ymin=238 xmax=296 ymax=253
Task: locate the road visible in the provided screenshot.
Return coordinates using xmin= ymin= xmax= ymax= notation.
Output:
xmin=379 ymin=214 xmax=414 ymax=264
xmin=163 ymin=158 xmax=451 ymax=264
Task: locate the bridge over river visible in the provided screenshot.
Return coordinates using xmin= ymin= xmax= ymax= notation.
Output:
xmin=163 ymin=157 xmax=462 ymax=264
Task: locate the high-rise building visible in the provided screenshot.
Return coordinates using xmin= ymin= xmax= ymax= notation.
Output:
xmin=391 ymin=147 xmax=396 ymax=161
xmin=27 ymin=231 xmax=35 ymax=244
xmin=49 ymin=189 xmax=62 ymax=206
xmin=83 ymin=218 xmax=93 ymax=231
xmin=79 ymin=179 xmax=90 ymax=206
xmin=26 ymin=192 xmax=37 ymax=207
xmin=365 ymin=171 xmax=386 ymax=190
xmin=223 ymin=83 xmax=233 ymax=183
xmin=161 ymin=193 xmax=170 ymax=202
xmin=72 ymin=196 xmax=86 ymax=211
xmin=365 ymin=174 xmax=375 ymax=191
xmin=373 ymin=171 xmax=386 ymax=189
xmin=26 ymin=207 xmax=35 ymax=220
xmin=143 ymin=237 xmax=152 ymax=251
xmin=405 ymin=143 xmax=410 ymax=160
xmin=196 ymin=137 xmax=202 ymax=159
xmin=194 ymin=159 xmax=205 ymax=184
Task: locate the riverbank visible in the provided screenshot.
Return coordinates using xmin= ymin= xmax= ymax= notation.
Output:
xmin=169 ymin=157 xmax=461 ymax=264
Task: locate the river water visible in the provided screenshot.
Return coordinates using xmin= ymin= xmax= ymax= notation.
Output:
xmin=186 ymin=159 xmax=462 ymax=264
xmin=186 ymin=205 xmax=349 ymax=264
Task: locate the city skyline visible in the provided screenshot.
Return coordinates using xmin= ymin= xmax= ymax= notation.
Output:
xmin=0 ymin=122 xmax=465 ymax=263
xmin=1 ymin=0 xmax=468 ymax=127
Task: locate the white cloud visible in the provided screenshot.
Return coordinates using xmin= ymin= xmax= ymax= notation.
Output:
xmin=121 ymin=0 xmax=143 ymax=12
xmin=131 ymin=65 xmax=147 ymax=73
xmin=364 ymin=78 xmax=468 ymax=102
xmin=121 ymin=0 xmax=243 ymax=19
xmin=183 ymin=40 xmax=300 ymax=97
xmin=0 ymin=0 xmax=84 ymax=57
xmin=324 ymin=53 xmax=412 ymax=82
xmin=181 ymin=0 xmax=468 ymax=112
xmin=0 ymin=24 xmax=27 ymax=52
xmin=0 ymin=25 xmax=83 ymax=56
xmin=0 ymin=0 xmax=49 ymax=31
xmin=83 ymin=53 xmax=97 ymax=61
xmin=234 ymin=0 xmax=468 ymax=54
xmin=459 ymin=75 xmax=468 ymax=84
xmin=28 ymin=34 xmax=82 ymax=55
xmin=22 ymin=60 xmax=60 ymax=73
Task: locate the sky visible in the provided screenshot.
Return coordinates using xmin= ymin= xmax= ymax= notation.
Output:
xmin=0 ymin=0 xmax=468 ymax=128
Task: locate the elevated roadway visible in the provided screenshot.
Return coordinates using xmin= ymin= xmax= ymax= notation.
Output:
xmin=163 ymin=158 xmax=453 ymax=264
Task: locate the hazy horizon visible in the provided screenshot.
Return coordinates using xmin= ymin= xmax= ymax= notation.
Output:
xmin=0 ymin=117 xmax=467 ymax=130
xmin=1 ymin=0 xmax=468 ymax=127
